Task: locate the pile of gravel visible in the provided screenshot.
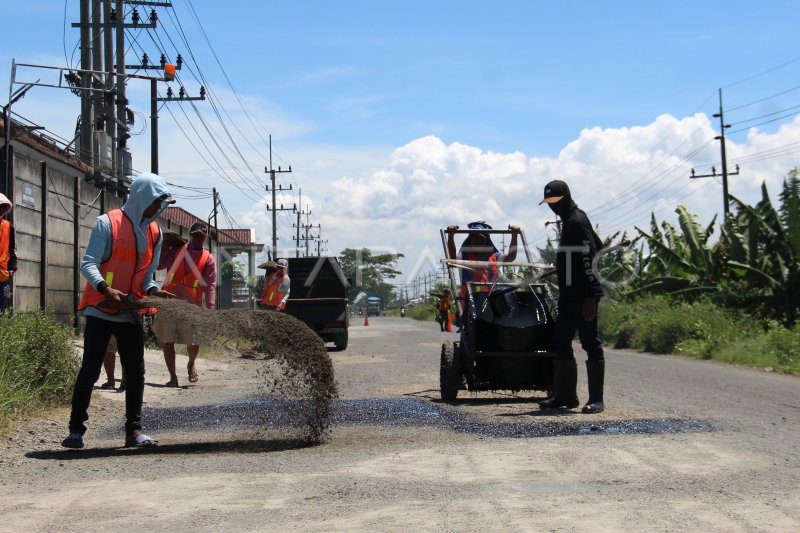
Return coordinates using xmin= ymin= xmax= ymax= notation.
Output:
xmin=149 ymin=298 xmax=338 ymax=443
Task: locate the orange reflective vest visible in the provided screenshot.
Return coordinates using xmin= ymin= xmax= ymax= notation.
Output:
xmin=78 ymin=209 xmax=160 ymax=315
xmin=162 ymin=244 xmax=211 ymax=306
xmin=438 ymin=297 xmax=451 ymax=312
xmin=0 ymin=220 xmax=10 ymax=282
xmin=458 ymin=251 xmax=500 ymax=303
xmin=260 ymin=272 xmax=288 ymax=308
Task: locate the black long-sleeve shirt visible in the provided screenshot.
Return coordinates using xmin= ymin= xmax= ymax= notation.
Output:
xmin=556 ymin=205 xmax=603 ymax=302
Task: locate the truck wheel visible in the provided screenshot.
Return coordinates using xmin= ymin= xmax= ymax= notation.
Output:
xmin=334 ymin=331 xmax=348 ymax=351
xmin=440 ymin=342 xmax=462 ymax=401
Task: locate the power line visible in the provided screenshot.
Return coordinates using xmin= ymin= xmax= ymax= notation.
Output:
xmin=723 ymin=55 xmax=800 ymax=89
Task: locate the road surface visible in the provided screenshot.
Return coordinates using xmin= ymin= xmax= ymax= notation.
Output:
xmin=1 ymin=316 xmax=798 ymax=532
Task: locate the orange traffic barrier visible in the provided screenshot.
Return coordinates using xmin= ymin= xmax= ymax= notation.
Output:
xmin=364 ymin=314 xmax=369 ymax=326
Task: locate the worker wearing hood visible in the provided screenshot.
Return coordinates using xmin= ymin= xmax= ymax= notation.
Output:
xmin=0 ymin=193 xmax=17 ymax=314
xmin=64 ymin=173 xmax=175 ymax=450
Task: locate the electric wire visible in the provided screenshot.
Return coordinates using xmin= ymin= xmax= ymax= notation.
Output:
xmin=722 ymin=55 xmax=800 ymax=89
xmin=179 ymin=0 xmax=273 ymax=159
xmin=728 ymin=111 xmax=800 ymax=136
xmin=728 ymin=103 xmax=800 ymax=127
xmin=126 ymin=33 xmax=266 ymax=202
xmin=726 ymin=83 xmax=800 ymax=113
xmin=156 ymin=9 xmax=269 ymax=188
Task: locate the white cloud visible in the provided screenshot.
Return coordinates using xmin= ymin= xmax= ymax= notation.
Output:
xmin=271 ymin=113 xmax=800 ymax=283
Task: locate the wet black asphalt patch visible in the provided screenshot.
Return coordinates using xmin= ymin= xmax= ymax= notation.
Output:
xmin=131 ymin=398 xmax=713 ymax=438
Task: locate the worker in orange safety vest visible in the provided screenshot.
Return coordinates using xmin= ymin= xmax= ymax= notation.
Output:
xmin=259 ymin=258 xmax=291 ymax=310
xmin=63 ymin=173 xmax=176 ymax=450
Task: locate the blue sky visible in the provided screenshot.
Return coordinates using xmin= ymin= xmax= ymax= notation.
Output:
xmin=4 ymin=1 xmax=800 ymax=287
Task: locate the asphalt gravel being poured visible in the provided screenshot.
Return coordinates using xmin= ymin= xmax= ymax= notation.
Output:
xmin=134 ymin=299 xmax=710 ymax=444
xmin=144 ymin=298 xmax=338 ymax=444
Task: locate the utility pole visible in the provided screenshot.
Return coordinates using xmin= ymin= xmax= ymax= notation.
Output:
xmin=690 ymin=88 xmax=740 ymax=216
xmin=126 ymin=53 xmax=186 ymax=173
xmin=79 ymin=0 xmax=92 ymax=165
xmin=293 ymin=190 xmax=309 ymax=258
xmin=151 ymin=64 xmax=205 ymax=174
xmin=102 ymin=0 xmax=114 ymax=198
xmin=114 ymin=0 xmax=127 ymax=181
xmin=264 ymin=135 xmax=294 ymax=257
xmin=298 ymin=222 xmax=320 ymax=257
xmin=209 ymin=188 xmax=218 ymax=253
xmin=316 ymin=238 xmax=328 ymax=256
xmin=212 ymin=187 xmax=220 ymax=310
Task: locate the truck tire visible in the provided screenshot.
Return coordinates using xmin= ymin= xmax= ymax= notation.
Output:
xmin=334 ymin=331 xmax=348 ymax=351
xmin=440 ymin=341 xmax=462 ymax=401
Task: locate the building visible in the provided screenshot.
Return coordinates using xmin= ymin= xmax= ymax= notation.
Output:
xmin=1 ymin=114 xmax=264 ymax=323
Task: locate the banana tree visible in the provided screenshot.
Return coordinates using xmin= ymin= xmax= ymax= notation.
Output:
xmin=723 ymin=181 xmax=800 ymax=327
xmin=632 ymin=206 xmax=723 ymax=297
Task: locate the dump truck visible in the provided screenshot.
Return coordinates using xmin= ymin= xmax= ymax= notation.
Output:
xmin=282 ymin=256 xmax=350 ymax=350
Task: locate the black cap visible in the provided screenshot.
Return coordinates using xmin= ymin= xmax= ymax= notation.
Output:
xmin=539 ymin=180 xmax=570 ymax=205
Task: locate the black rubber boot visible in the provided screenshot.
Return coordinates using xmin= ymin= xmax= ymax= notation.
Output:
xmin=582 ymin=359 xmax=605 ymax=414
xmin=540 ymin=359 xmax=579 ymax=409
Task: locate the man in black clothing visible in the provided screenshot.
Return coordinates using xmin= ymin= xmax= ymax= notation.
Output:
xmin=539 ymin=180 xmax=605 ymax=413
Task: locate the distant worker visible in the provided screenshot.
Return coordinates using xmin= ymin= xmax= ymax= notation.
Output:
xmin=400 ymin=305 xmax=406 ymax=318
xmin=446 ymin=221 xmax=520 ymax=304
xmin=62 ymin=173 xmax=175 ymax=449
xmin=259 ymin=258 xmax=290 ymax=311
xmin=0 ymin=193 xmax=17 ymax=314
xmin=538 ymin=179 xmax=605 ymax=414
xmin=155 ymin=222 xmax=216 ymax=387
xmin=437 ymin=289 xmax=452 ymax=332
xmin=100 ymin=335 xmax=125 ymax=391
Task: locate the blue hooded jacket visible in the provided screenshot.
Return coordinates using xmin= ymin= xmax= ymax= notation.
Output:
xmin=80 ymin=173 xmax=173 ymax=322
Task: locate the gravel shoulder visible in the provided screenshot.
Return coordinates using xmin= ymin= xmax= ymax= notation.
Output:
xmin=1 ymin=317 xmax=798 ymax=532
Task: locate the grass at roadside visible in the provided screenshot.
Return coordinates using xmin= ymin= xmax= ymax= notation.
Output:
xmin=404 ymin=305 xmax=437 ymax=322
xmin=0 ymin=311 xmax=79 ymax=427
xmin=600 ymin=296 xmax=800 ymax=375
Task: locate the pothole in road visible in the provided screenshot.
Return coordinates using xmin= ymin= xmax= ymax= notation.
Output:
xmin=135 ymin=398 xmax=713 ymax=439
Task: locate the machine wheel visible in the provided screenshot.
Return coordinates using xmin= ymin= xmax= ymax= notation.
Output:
xmin=440 ymin=341 xmax=462 ymax=401
xmin=333 ymin=331 xmax=348 ymax=351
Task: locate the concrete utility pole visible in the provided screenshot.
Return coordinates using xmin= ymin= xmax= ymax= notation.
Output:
xmin=293 ymin=189 xmax=308 ymax=258
xmin=265 ymin=135 xmax=294 ymax=256
xmin=102 ymin=0 xmax=114 ymax=204
xmin=151 ymin=65 xmax=204 ymax=174
xmin=690 ymin=88 xmax=741 ymax=217
xmin=127 ymin=53 xmax=186 ymax=173
xmin=212 ymin=187 xmax=220 ymax=310
xmin=79 ymin=0 xmax=93 ymax=165
xmin=298 ymin=222 xmax=320 ymax=257
xmin=114 ymin=0 xmax=127 ymax=180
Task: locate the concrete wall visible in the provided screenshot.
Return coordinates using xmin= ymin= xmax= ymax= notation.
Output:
xmin=9 ymin=145 xmax=124 ymax=323
xmin=3 ymin=138 xmax=228 ymax=322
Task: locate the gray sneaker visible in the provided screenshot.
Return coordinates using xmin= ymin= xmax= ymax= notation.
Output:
xmin=62 ymin=433 xmax=84 ymax=449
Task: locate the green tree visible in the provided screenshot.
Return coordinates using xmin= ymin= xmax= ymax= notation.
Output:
xmin=339 ymin=248 xmax=404 ymax=304
xmin=633 ymin=206 xmax=723 ymax=297
xmin=723 ymin=181 xmax=800 ymax=327
xmin=630 ymin=175 xmax=800 ymax=327
xmin=779 ymin=168 xmax=800 ymax=255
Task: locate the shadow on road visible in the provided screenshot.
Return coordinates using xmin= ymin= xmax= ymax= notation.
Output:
xmin=25 ymin=438 xmax=316 ymax=461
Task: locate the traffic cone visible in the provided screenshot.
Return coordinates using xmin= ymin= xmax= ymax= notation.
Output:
xmin=364 ymin=314 xmax=369 ymax=326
